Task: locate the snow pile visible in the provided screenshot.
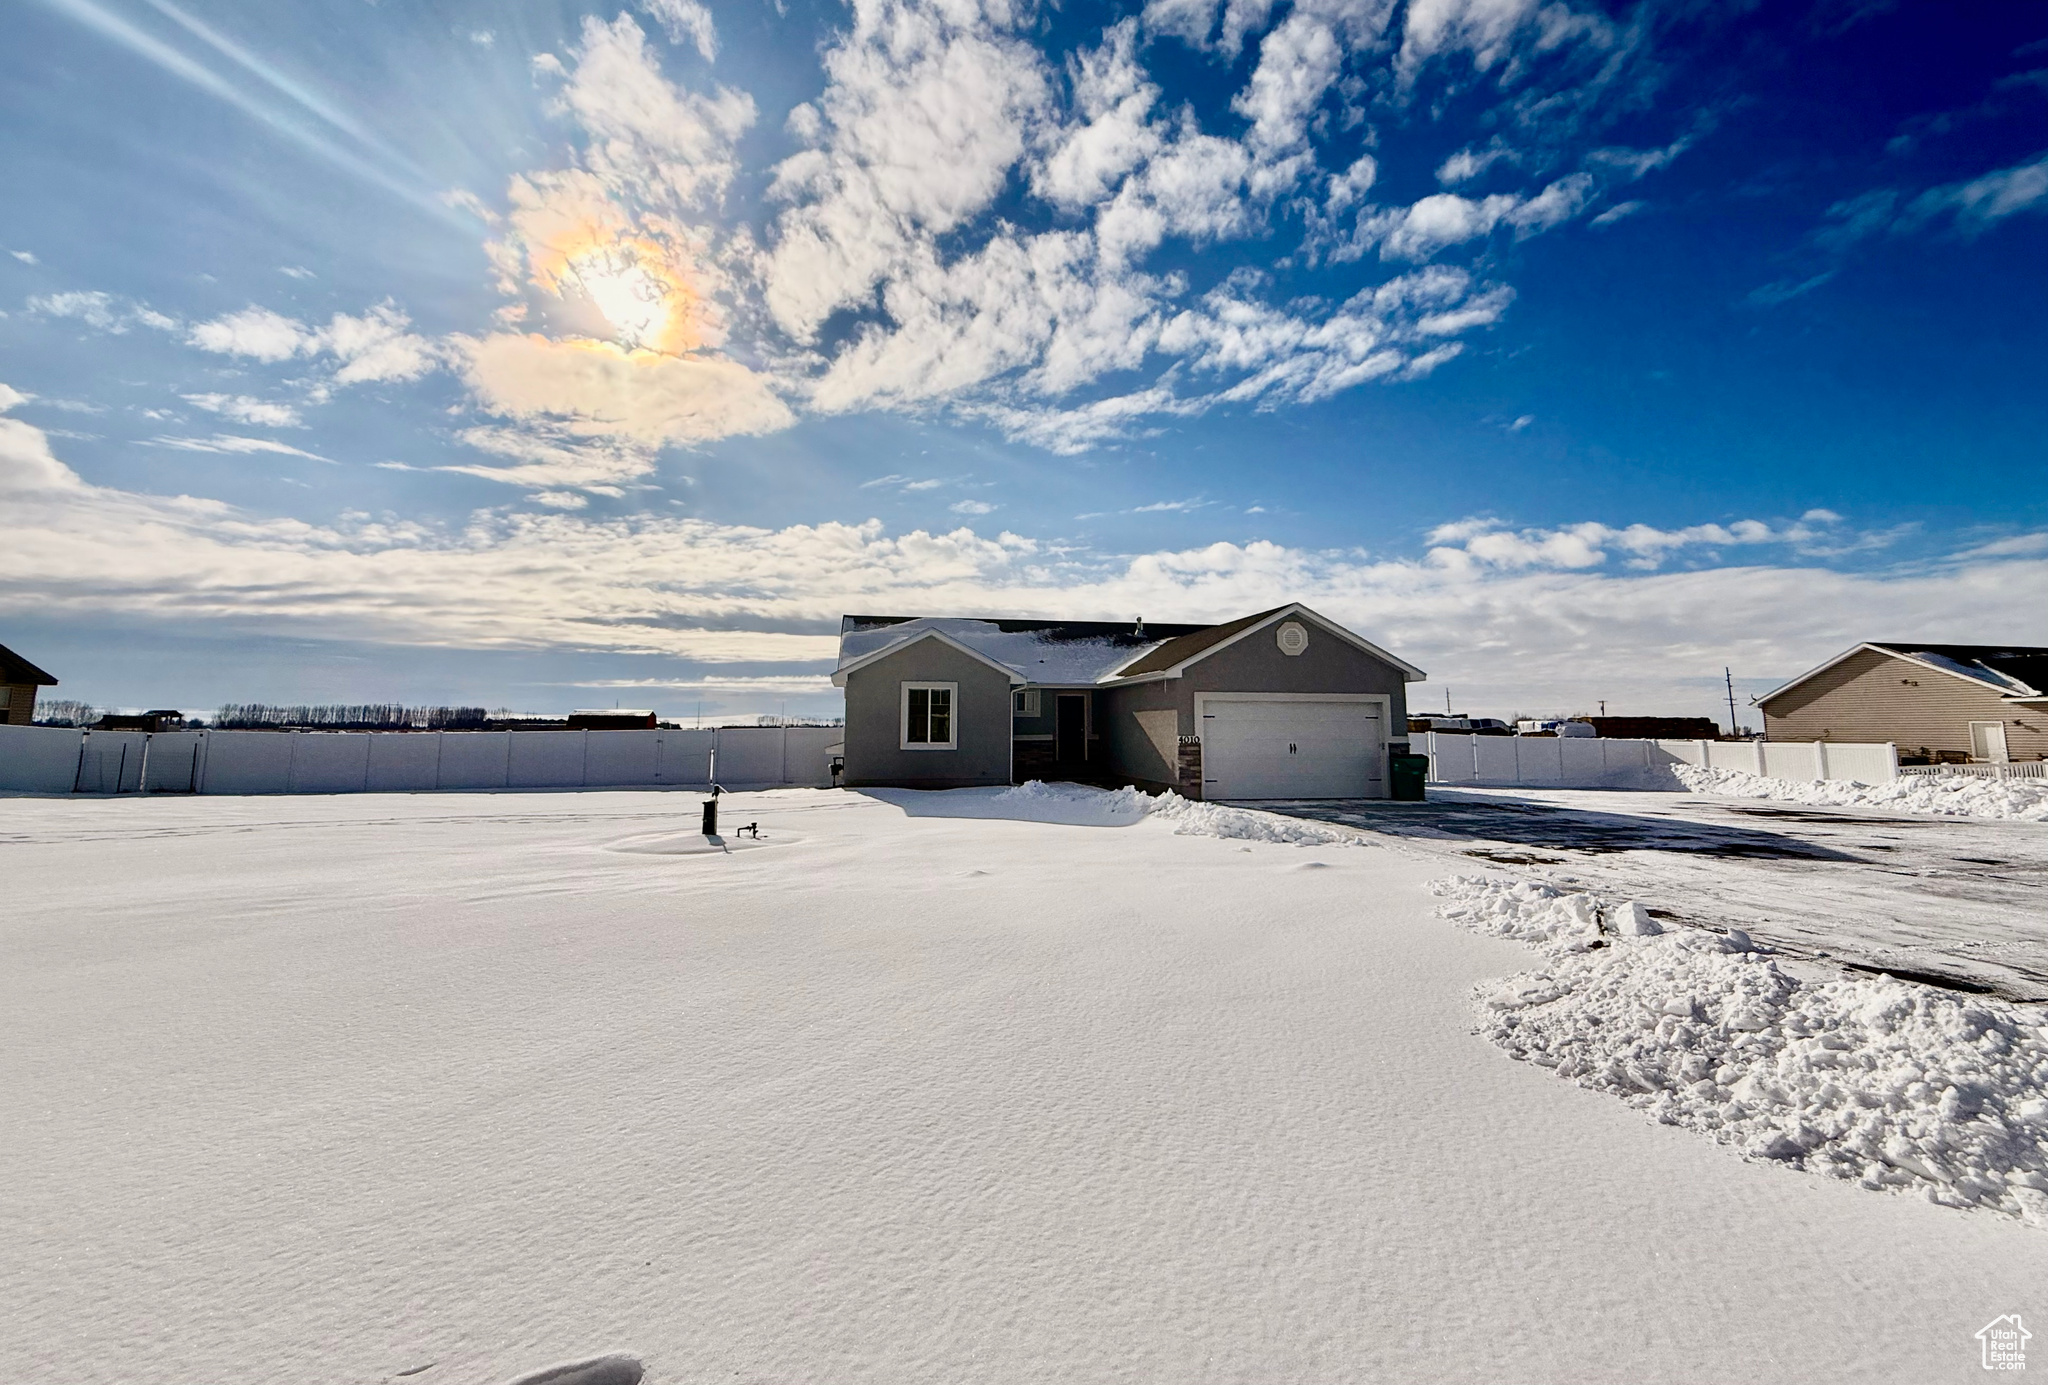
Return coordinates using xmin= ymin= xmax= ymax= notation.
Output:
xmin=1432 ymin=875 xmax=2048 ymax=1224
xmin=985 ymin=780 xmax=1157 ymax=825
xmin=975 ymin=782 xmax=1366 ymax=845
xmin=1147 ymin=791 xmax=1366 ymax=847
xmin=1675 ymin=763 xmax=2048 ymax=821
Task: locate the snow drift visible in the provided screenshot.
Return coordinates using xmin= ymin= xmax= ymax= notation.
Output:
xmin=1432 ymin=875 xmax=2048 ymax=1225
xmin=883 ymin=782 xmax=1371 ymax=846
xmin=1676 ymin=763 xmax=2048 ymax=821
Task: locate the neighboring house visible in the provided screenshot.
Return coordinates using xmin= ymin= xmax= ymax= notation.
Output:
xmin=832 ymin=604 xmax=1424 ymax=799
xmin=0 ymin=642 xmax=58 ymax=727
xmin=1758 ymin=642 xmax=2048 ymax=762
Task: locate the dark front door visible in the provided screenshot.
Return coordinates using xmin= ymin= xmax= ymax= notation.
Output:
xmin=1056 ymin=694 xmax=1087 ymax=763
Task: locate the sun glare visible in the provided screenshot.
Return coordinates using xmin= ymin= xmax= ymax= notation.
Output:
xmin=567 ymin=249 xmax=673 ymax=351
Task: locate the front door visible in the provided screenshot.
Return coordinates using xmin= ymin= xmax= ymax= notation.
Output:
xmin=1056 ymin=694 xmax=1087 ymax=763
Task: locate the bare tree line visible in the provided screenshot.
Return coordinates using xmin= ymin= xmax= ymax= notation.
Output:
xmin=211 ymin=704 xmax=491 ymax=730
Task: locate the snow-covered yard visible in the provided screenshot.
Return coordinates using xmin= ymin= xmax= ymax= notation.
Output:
xmin=2 ymin=787 xmax=2043 ymax=1384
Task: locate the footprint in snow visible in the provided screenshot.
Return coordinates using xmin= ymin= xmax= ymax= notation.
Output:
xmin=501 ymin=1354 xmax=642 ymax=1385
xmin=1294 ymin=861 xmax=1333 ymax=870
xmin=961 ymin=868 xmax=992 ymax=876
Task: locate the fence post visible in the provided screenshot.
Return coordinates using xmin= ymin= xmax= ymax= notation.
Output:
xmin=1815 ymin=740 xmax=1830 ymax=782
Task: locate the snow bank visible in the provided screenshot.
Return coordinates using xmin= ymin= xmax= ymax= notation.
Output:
xmin=1432 ymin=875 xmax=2048 ymax=1224
xmin=909 ymin=782 xmax=1368 ymax=846
xmin=1675 ymin=763 xmax=2048 ymax=821
xmin=1146 ymin=792 xmax=1367 ymax=847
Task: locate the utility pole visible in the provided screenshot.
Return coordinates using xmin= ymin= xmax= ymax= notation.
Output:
xmin=1444 ymin=688 xmax=1452 ymax=714
xmin=1599 ymin=700 xmax=1606 ymax=718
xmin=1724 ymin=667 xmax=1740 ymax=739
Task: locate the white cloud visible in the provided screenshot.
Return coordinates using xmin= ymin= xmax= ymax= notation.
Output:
xmin=446 ymin=425 xmax=658 ymax=490
xmin=1818 ymin=151 xmax=2048 ymax=253
xmin=458 ymin=333 xmax=794 ymax=449
xmin=182 ymin=393 xmax=304 ymax=428
xmin=1506 ymin=172 xmax=1595 ymax=236
xmin=1031 ymin=20 xmax=1160 ymax=212
xmin=949 ymin=499 xmax=996 ymax=515
xmin=11 ymin=250 xmax=38 ymax=265
xmin=1367 ymin=192 xmax=1519 ymax=261
xmin=531 ymin=490 xmax=590 ymax=510
xmin=1589 ymin=199 xmax=1643 ymax=227
xmin=1436 ymin=141 xmax=1516 ymax=186
xmin=145 ymin=434 xmax=334 ymax=461
xmin=4 ymin=403 xmax=2040 ymax=715
xmin=323 ymin=304 xmax=444 ymax=384
xmin=762 ymin=1 xmax=1051 ymax=341
xmin=544 ymin=14 xmax=754 ymax=211
xmin=640 ymin=0 xmax=718 ymax=61
xmin=1904 ymin=150 xmax=2048 ymax=234
xmin=31 ymin=291 xmax=177 ymax=335
xmin=1423 ymin=513 xmax=1866 ymax=573
xmin=185 ymin=301 xmax=444 ymax=384
xmin=188 ymin=305 xmax=314 ymax=360
xmin=1142 ymin=0 xmax=1277 ymax=56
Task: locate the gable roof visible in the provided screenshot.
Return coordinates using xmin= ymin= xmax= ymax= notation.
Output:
xmin=0 ymin=643 xmax=57 ymax=686
xmin=1105 ymin=603 xmax=1427 ymax=682
xmin=830 ymin=627 xmax=1033 ymax=687
xmin=1111 ymin=606 xmax=1288 ymax=677
xmin=834 ymin=605 xmax=1424 ymax=687
xmin=1758 ymin=642 xmax=2048 ymax=709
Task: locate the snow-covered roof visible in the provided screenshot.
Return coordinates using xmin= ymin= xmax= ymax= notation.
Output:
xmin=835 ymin=617 xmax=1194 ymax=685
xmin=834 ymin=606 xmax=1428 ymax=686
xmin=1758 ymin=642 xmax=2048 ymax=708
xmin=1884 ymin=648 xmax=2046 ymax=698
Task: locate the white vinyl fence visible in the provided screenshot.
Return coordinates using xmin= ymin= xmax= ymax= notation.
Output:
xmin=1418 ymin=732 xmax=1898 ymax=790
xmin=0 ymin=725 xmax=842 ymax=796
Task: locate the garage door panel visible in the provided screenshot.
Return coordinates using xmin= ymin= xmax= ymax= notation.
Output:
xmin=1202 ymin=699 xmax=1384 ymax=799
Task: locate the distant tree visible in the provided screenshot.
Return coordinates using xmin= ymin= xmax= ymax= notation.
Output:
xmin=32 ymin=698 xmax=98 ymax=727
xmin=211 ymin=703 xmax=491 ymax=730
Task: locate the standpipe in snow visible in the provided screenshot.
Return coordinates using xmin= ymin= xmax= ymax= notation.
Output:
xmin=702 ymin=744 xmax=724 ymax=837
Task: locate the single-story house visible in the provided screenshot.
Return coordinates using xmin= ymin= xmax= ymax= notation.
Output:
xmin=1757 ymin=642 xmax=2048 ymax=763
xmin=832 ymin=604 xmax=1424 ymax=799
xmin=1 ymin=642 xmax=58 ymax=727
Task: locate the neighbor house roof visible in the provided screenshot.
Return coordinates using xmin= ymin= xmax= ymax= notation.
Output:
xmin=1758 ymin=642 xmax=2048 ymax=709
xmin=834 ymin=605 xmax=1425 ymax=686
xmin=0 ymin=643 xmax=57 ymax=686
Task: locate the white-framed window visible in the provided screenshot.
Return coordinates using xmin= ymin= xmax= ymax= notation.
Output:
xmin=1014 ymin=689 xmax=1040 ymax=717
xmin=901 ymin=682 xmax=958 ymax=750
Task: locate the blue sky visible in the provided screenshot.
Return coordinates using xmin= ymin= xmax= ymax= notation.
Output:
xmin=3 ymin=0 xmax=2044 ymax=725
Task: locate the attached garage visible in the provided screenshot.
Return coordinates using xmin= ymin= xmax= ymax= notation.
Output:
xmin=1196 ymin=695 xmax=1387 ymax=800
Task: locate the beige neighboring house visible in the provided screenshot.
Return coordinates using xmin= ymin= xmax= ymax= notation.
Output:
xmin=1 ymin=642 xmax=59 ymax=726
xmin=1758 ymin=643 xmax=2048 ymax=763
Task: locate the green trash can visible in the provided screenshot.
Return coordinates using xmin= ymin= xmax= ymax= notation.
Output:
xmin=1390 ymin=752 xmax=1429 ymax=802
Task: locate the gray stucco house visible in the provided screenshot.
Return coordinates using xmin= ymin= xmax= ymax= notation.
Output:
xmin=832 ymin=604 xmax=1424 ymax=799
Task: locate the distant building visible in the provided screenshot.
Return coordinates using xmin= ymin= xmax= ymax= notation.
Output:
xmin=0 ymin=643 xmax=58 ymax=726
xmin=567 ymin=710 xmax=658 ymax=730
xmin=94 ymin=710 xmax=185 ymax=733
xmin=1758 ymin=643 xmax=2048 ymax=763
xmin=1578 ymin=716 xmax=1725 ymax=740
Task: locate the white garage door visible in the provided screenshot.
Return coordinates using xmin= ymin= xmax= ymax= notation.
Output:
xmin=1201 ymin=698 xmax=1385 ymax=800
